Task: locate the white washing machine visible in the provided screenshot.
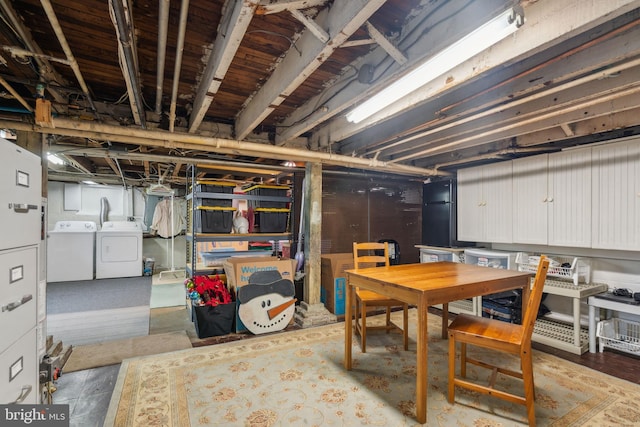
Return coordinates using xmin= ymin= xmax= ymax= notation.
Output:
xmin=95 ymin=221 xmax=143 ymax=279
xmin=47 ymin=221 xmax=97 ymax=282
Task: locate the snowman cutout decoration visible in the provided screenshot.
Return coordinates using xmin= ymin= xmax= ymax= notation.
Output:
xmin=237 ymin=270 xmax=297 ymax=334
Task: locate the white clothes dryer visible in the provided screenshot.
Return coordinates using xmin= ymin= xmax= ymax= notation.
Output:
xmin=47 ymin=221 xmax=97 ymax=282
xmin=95 ymin=221 xmax=143 ymax=279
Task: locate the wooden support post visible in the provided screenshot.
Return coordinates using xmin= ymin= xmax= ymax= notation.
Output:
xmin=304 ymin=162 xmax=322 ymax=305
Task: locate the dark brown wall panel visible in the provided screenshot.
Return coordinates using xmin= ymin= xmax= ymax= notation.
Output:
xmin=321 ymin=174 xmax=422 ymax=263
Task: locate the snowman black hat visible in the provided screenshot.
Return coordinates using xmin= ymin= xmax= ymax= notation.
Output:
xmin=237 ymin=270 xmax=295 ymax=304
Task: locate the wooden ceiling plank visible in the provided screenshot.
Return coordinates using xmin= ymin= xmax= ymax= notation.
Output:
xmin=235 ymin=0 xmax=387 ymax=140
xmin=0 ymin=0 xmax=68 ymax=104
xmin=188 ymin=0 xmax=260 ymax=133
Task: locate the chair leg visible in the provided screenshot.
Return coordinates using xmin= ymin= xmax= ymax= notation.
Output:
xmin=460 ymin=342 xmax=467 ymax=378
xmin=522 ymin=350 xmax=536 ymax=427
xmin=402 ymin=304 xmax=409 ymax=350
xmin=448 ymin=332 xmax=456 ymax=403
xmin=361 ymin=301 xmax=367 ymax=353
xmin=385 ymin=306 xmax=391 ymax=333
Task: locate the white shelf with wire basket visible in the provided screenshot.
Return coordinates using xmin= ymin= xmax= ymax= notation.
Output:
xmin=516 ymin=252 xmax=591 ymax=286
xmin=596 ymin=318 xmax=640 ymax=354
xmin=532 ymin=278 xmax=607 ymax=354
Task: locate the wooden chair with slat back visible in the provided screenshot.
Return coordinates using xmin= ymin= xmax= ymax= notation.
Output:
xmin=352 ymin=242 xmax=409 ymax=353
xmin=447 ymin=255 xmax=550 ymax=426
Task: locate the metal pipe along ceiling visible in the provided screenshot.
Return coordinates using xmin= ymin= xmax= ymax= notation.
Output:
xmin=169 ymin=0 xmax=190 ymax=133
xmin=156 ymin=0 xmax=170 ymax=114
xmin=109 ymin=0 xmax=147 ymax=128
xmin=1 ymin=118 xmax=441 ymax=177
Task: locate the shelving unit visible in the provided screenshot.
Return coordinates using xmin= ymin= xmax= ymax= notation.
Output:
xmin=186 ymin=165 xmax=293 ymax=278
xmin=516 ymin=253 xmax=605 ymax=354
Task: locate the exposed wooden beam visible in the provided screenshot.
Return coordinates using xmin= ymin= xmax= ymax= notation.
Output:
xmin=289 ymin=9 xmax=328 ymax=43
xmin=235 ymin=0 xmax=387 ymax=140
xmin=365 ymin=22 xmax=407 ymax=65
xmin=188 ymin=0 xmax=259 ymax=133
xmin=256 ymin=0 xmax=328 ymax=15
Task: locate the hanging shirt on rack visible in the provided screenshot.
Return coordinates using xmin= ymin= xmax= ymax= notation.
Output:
xmin=151 ymin=198 xmax=185 ymax=238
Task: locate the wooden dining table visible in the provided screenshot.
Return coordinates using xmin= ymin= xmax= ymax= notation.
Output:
xmin=343 ymin=261 xmax=532 ymax=424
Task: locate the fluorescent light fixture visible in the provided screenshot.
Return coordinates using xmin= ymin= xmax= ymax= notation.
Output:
xmin=47 ymin=153 xmax=64 ymax=165
xmin=346 ymin=7 xmax=523 ymax=124
xmin=82 ymin=180 xmax=98 ymax=185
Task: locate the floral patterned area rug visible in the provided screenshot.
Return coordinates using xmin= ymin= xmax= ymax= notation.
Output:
xmin=104 ymin=310 xmax=640 ymax=426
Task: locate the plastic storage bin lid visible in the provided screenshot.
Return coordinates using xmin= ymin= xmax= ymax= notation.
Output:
xmin=195 ymin=180 xmax=237 ymax=186
xmin=196 ymin=206 xmax=237 ymax=212
xmin=254 ymin=208 xmax=290 ymax=213
xmin=242 ymin=184 xmax=290 ymax=192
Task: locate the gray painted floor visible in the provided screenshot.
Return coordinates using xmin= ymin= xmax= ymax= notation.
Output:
xmin=52 ymin=364 xmax=121 ymax=427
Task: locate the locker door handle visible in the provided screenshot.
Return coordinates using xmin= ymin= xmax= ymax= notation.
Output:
xmin=2 ymin=294 xmax=33 ymax=312
xmin=11 ymin=203 xmax=38 ymax=213
xmin=12 ymin=385 xmax=32 ymax=404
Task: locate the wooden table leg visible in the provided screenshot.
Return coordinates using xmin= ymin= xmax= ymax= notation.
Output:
xmin=344 ymin=279 xmax=353 ymax=370
xmin=415 ymin=302 xmax=428 ymax=423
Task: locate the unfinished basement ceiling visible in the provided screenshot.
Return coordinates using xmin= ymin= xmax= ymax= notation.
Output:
xmin=1 ymin=0 xmax=639 ymax=187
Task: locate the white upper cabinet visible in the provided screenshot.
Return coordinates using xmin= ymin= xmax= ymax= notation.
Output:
xmin=457 ymin=161 xmax=512 ymax=243
xmin=547 ymin=148 xmax=592 ymax=247
xmin=513 ymin=154 xmax=549 ymax=245
xmin=592 ymin=140 xmax=640 ymax=250
xmin=512 ymin=148 xmax=591 ymax=247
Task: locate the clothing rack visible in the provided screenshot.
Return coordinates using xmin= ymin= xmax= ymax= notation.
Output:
xmin=147 ymin=183 xmax=185 ymax=279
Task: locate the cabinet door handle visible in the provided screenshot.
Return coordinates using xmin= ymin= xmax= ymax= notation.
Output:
xmin=11 ymin=203 xmax=38 ymax=213
xmin=12 ymin=385 xmax=32 ymax=404
xmin=543 ymin=197 xmax=547 ymax=202
xmin=2 ymin=294 xmax=33 ymax=312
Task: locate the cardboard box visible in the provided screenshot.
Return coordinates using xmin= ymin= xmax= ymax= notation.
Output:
xmin=320 ymin=253 xmax=354 ymax=315
xmin=223 ymin=256 xmax=296 ymax=332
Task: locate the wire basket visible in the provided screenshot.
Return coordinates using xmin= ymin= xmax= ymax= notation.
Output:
xmin=596 ymin=318 xmax=640 ymax=354
xmin=515 ymin=253 xmax=591 ymax=285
